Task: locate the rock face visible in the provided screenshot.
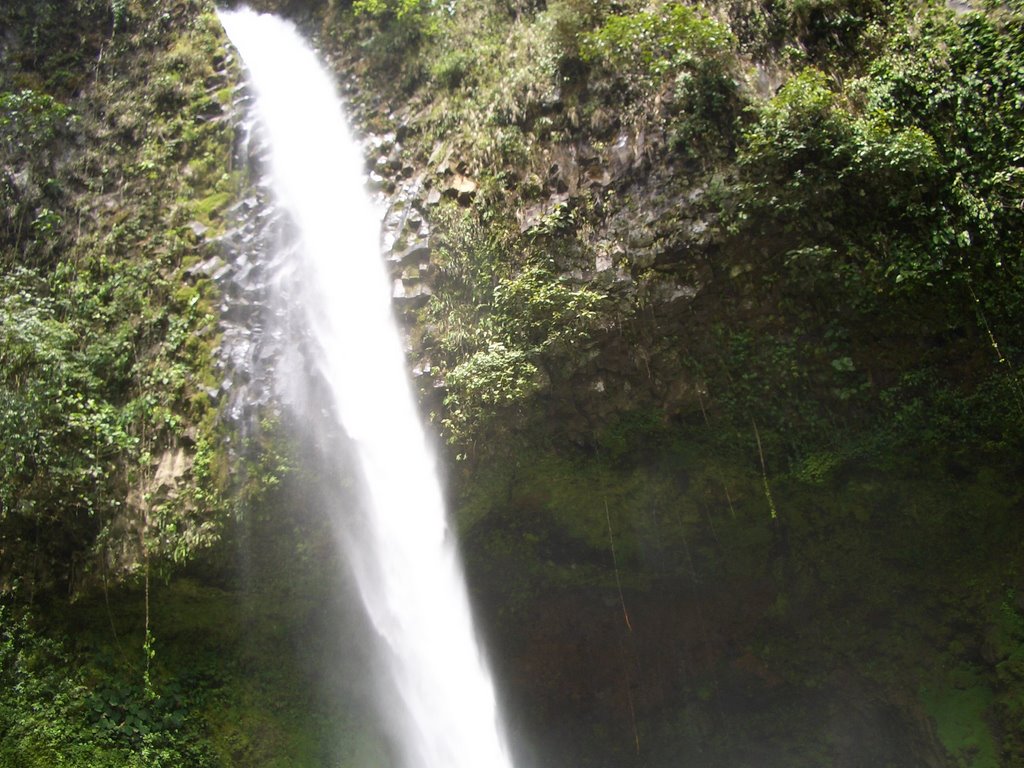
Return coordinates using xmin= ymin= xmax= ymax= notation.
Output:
xmin=211 ymin=58 xmax=447 ymax=437
xmin=206 ymin=7 xmax=1024 ymax=768
xmin=106 ymin=444 xmax=197 ymax=578
xmin=485 ymin=586 xmax=950 ymax=768
xmin=343 ymin=110 xmax=723 ymax=431
xmin=152 ymin=447 xmax=194 ymax=499
xmin=381 ymin=190 xmax=435 ymax=311
xmin=208 ymin=83 xmax=290 ymax=443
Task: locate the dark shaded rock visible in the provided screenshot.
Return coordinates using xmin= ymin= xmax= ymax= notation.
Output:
xmin=518 ymin=192 xmax=570 ymax=233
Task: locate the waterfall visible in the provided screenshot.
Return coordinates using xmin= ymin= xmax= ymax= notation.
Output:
xmin=218 ymin=9 xmax=515 ymax=768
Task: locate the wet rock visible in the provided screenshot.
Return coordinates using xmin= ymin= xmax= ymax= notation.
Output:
xmin=212 ymin=262 xmax=233 ymax=281
xmin=608 ymin=131 xmax=635 ymax=178
xmin=946 ymin=0 xmax=977 ymax=14
xmin=367 ymin=170 xmax=393 ymax=193
xmin=392 ymin=241 xmax=431 ymax=267
xmin=226 ymin=195 xmax=259 ymax=216
xmin=187 ymin=220 xmax=209 ymax=240
xmin=381 ymin=189 xmax=431 ymax=263
xmin=584 ymin=165 xmax=613 ymax=188
xmin=185 ymin=254 xmax=225 ymax=281
xmin=386 ymin=145 xmax=404 ymax=171
xmin=590 ymin=106 xmax=619 ymax=138
xmin=365 ymin=130 xmax=396 ymax=156
xmin=392 ymin=278 xmax=433 ymax=307
xmin=627 ymin=226 xmax=656 ymax=250
xmin=432 ymin=144 xmax=455 ymax=174
xmin=546 ymin=144 xmax=582 ymax=195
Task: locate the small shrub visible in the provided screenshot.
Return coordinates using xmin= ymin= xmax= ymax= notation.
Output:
xmin=580 ymin=4 xmax=741 ymax=155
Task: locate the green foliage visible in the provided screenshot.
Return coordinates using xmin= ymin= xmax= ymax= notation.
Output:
xmin=580 ymin=4 xmax=734 ymax=84
xmin=411 ymin=2 xmax=565 ymax=173
xmin=580 ymin=4 xmax=741 ymax=155
xmin=0 ymin=604 xmax=211 ymax=768
xmin=426 ymin=204 xmax=516 ymax=359
xmin=111 ymin=0 xmax=129 ymax=31
xmin=786 ymin=0 xmax=889 ymax=62
xmin=430 ymin=47 xmax=476 ymax=90
xmin=0 ymin=254 xmax=228 ymax=591
xmin=737 ymin=6 xmax=1024 ymax=295
xmin=697 ymin=326 xmax=846 ymax=459
xmin=441 ymin=261 xmax=606 ymax=446
xmin=444 ymin=343 xmax=541 ymax=439
xmin=425 ymin=204 xmax=607 ymax=448
xmin=547 ymin=0 xmax=610 ymax=53
xmin=0 ymin=272 xmax=134 ymax=590
xmin=993 ymin=592 xmax=1024 ymax=763
xmin=719 ymin=5 xmax=1024 ymax=466
xmin=0 ymin=89 xmax=77 ymax=261
xmin=352 ymin=0 xmax=440 ymax=85
xmin=0 ymin=0 xmax=236 ymax=595
xmin=862 ymin=7 xmax=1024 ymax=290
xmin=0 ymin=89 xmax=75 ymax=152
xmin=739 ymin=66 xmax=941 ymax=228
xmin=0 ymin=1 xmax=113 ymax=94
xmin=490 ymin=262 xmax=604 ymax=352
xmin=920 ymin=675 xmax=1000 ymax=768
xmin=354 ymin=0 xmax=434 ymax=21
xmin=723 ymin=0 xmax=902 ymax=65
xmin=741 ymin=66 xmax=841 ymax=168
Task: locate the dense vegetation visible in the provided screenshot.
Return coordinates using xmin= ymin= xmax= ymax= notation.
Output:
xmin=341 ymin=0 xmax=1024 ymax=463
xmin=337 ymin=0 xmax=1024 ymax=764
xmin=1 ymin=2 xmax=253 ymax=764
xmin=0 ymin=0 xmax=237 ymax=596
xmin=1 ymin=0 xmax=1022 ymax=766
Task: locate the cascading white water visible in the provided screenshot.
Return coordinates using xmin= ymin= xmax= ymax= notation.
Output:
xmin=219 ymin=9 xmax=515 ymax=768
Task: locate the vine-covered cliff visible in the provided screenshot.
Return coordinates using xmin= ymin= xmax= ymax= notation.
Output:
xmin=1 ymin=0 xmax=1022 ymax=766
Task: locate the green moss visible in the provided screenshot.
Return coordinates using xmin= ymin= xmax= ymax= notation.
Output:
xmin=921 ymin=675 xmax=999 ymax=768
xmin=191 ymin=190 xmax=232 ymax=222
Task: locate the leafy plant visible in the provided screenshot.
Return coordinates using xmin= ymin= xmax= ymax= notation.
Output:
xmin=0 ymin=89 xmax=76 ymax=260
xmin=580 ymin=4 xmax=734 ymax=85
xmin=786 ymin=0 xmax=890 ymax=62
xmin=580 ymin=4 xmax=741 ymax=155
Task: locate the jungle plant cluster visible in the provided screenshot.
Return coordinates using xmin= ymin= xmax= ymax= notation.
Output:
xmin=0 ymin=1 xmax=262 ymax=765
xmin=343 ymin=2 xmax=1024 ymax=761
xmin=0 ymin=0 xmax=1020 ymax=764
xmin=0 ymin=0 xmax=235 ymax=597
xmin=347 ymin=0 xmax=1024 ymax=472
xmin=712 ymin=0 xmax=1024 ymax=465
xmin=0 ymin=604 xmax=214 ymax=768
xmin=424 ymin=201 xmax=609 ymax=452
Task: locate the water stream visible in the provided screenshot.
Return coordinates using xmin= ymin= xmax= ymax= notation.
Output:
xmin=218 ymin=9 xmax=515 ymax=768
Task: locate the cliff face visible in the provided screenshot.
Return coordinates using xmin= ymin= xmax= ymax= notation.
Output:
xmin=301 ymin=2 xmax=1024 ymax=765
xmin=309 ymin=3 xmax=1024 ymax=763
xmin=0 ymin=0 xmax=240 ymax=595
xmin=2 ymin=0 xmax=1023 ymax=766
